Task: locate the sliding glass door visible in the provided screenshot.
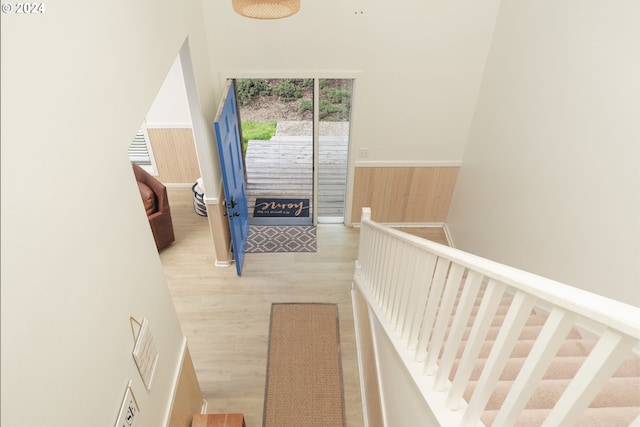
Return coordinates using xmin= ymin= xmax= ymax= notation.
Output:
xmin=236 ymin=77 xmax=353 ymax=225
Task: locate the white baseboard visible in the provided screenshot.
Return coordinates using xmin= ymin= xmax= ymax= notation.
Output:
xmin=165 ymin=183 xmax=195 ymax=188
xmin=442 ymin=223 xmax=455 ymax=248
xmin=380 ymin=221 xmax=446 ymax=228
xmin=354 ymin=160 xmax=462 ymax=167
xmin=214 ymin=242 xmax=234 ymax=268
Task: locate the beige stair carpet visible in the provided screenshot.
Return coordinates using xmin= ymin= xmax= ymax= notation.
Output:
xmin=445 ymin=290 xmax=640 ymax=426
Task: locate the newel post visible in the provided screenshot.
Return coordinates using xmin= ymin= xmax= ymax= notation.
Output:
xmin=361 ymin=207 xmax=371 ymax=222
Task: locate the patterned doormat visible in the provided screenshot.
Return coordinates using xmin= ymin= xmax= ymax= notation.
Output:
xmin=254 ymin=198 xmax=310 ymax=218
xmin=246 ymin=226 xmax=316 ymax=253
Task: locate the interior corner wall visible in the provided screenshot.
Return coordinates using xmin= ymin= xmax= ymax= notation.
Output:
xmin=146 ymin=56 xmax=192 ymax=127
xmin=447 ymin=0 xmax=640 ymax=306
xmin=350 ymin=166 xmax=459 ymax=224
xmin=0 ymin=1 xmax=214 ymax=426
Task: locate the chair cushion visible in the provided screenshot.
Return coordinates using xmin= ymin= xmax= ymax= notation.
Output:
xmin=137 ymin=181 xmax=157 ymax=215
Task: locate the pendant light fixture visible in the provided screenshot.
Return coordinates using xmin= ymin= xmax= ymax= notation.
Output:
xmin=232 ymin=0 xmax=300 ymax=19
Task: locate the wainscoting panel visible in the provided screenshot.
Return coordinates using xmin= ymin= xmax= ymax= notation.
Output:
xmin=148 ymin=128 xmax=200 ymax=184
xmin=351 ymin=166 xmax=459 ymax=223
xmin=206 ymin=185 xmax=232 ymax=265
xmin=168 ymin=345 xmax=203 ymax=427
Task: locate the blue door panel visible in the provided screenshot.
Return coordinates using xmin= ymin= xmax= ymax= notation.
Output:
xmin=214 ymin=80 xmax=249 ymax=275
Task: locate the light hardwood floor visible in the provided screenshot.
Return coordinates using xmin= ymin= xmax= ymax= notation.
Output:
xmin=160 ymin=187 xmax=448 ymax=427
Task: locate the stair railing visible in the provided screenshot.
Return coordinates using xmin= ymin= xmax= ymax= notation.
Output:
xmin=354 ymin=208 xmax=640 ymax=426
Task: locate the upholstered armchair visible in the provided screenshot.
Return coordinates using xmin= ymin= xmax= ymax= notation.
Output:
xmin=132 ymin=163 xmax=175 ymax=250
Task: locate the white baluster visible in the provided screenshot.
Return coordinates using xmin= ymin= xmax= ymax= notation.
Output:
xmin=364 ymin=223 xmax=374 ymax=273
xmin=461 ymin=291 xmax=537 ymax=425
xmin=405 ymin=252 xmax=437 ymax=350
xmin=358 ymin=224 xmax=370 ymax=268
xmin=372 ymin=231 xmax=386 ymax=303
xmin=424 ymin=263 xmax=466 ymax=375
xmin=374 ymin=229 xmax=386 ymax=299
xmin=393 ymin=246 xmax=417 ymax=332
xmin=389 ymin=239 xmax=407 ymax=326
xmin=434 ymin=270 xmax=483 ymax=391
xmin=415 ymin=257 xmax=451 ymax=363
xmin=542 ymin=329 xmax=637 ymax=427
xmin=357 ymin=223 xmax=369 ymax=281
xmin=446 ymin=280 xmax=506 ymax=410
xmin=492 ymin=307 xmax=576 ymax=426
xmin=381 ymin=237 xmax=398 ymax=320
xmin=379 ymin=233 xmax=391 ymax=314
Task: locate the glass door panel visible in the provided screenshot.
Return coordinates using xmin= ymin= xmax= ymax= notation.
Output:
xmin=317 ymin=79 xmax=353 ymax=223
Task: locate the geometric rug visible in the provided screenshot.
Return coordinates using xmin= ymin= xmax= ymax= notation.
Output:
xmin=245 ymin=226 xmax=316 ymax=253
xmin=263 ymin=303 xmax=345 ymax=427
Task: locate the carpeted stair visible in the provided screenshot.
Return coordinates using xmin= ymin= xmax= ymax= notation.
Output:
xmin=444 ymin=291 xmax=640 ymax=426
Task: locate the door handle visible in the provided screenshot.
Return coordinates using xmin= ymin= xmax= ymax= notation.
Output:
xmin=230 ymin=197 xmax=238 ymax=209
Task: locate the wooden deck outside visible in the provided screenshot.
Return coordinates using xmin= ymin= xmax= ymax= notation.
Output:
xmin=244 ymin=122 xmax=349 ymax=221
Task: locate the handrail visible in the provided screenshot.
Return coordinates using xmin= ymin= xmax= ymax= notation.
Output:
xmin=358 ymin=208 xmax=640 ymax=339
xmin=354 ymin=208 xmax=640 ymax=427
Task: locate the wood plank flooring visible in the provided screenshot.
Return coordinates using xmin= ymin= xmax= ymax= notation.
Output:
xmin=160 ymin=187 xmax=449 ymax=426
xmin=160 ymin=188 xmax=362 ymax=427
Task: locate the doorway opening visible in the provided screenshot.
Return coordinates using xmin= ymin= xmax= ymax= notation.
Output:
xmin=236 ymin=78 xmax=353 ymax=225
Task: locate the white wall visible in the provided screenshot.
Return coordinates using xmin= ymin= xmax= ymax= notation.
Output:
xmin=146 ymin=56 xmax=192 ymax=127
xmin=0 ymin=1 xmax=216 ymax=426
xmin=448 ymin=0 xmax=640 ymax=306
xmin=202 ymin=0 xmax=501 ymax=163
xmin=371 ymin=315 xmax=440 ymax=426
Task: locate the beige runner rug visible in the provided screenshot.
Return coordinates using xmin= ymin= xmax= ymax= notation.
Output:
xmin=263 ymin=303 xmax=346 ymax=427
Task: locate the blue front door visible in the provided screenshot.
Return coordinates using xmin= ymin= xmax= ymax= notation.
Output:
xmin=214 ymin=80 xmax=249 ymax=275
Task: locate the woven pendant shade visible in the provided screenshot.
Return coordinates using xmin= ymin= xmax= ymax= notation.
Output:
xmin=232 ymin=0 xmax=300 ymax=19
